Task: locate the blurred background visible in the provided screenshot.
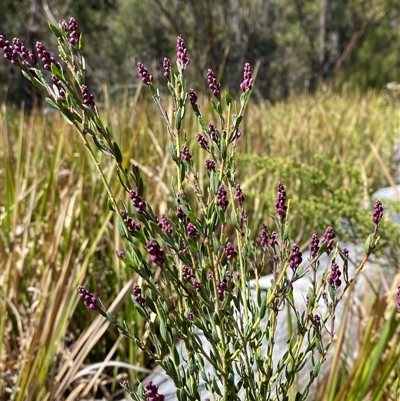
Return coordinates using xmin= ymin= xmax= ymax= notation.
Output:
xmin=1 ymin=0 xmax=399 ymax=106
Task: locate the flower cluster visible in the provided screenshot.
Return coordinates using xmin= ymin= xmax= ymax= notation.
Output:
xmin=147 ymin=240 xmax=165 ymax=266
xmin=144 ymin=381 xmax=165 ymax=401
xmin=36 ymin=41 xmax=61 ymax=71
xmin=260 ymin=224 xmax=268 ymax=249
xmin=372 ymin=200 xmax=383 ymax=225
xmin=207 ymin=69 xmax=221 ymax=97
xmin=137 ymin=62 xmax=153 ymax=85
xmin=327 ymin=261 xmax=342 ymax=289
xmin=176 ymin=36 xmax=190 ymax=69
xmin=240 ymin=63 xmax=254 ymax=91
xmin=133 ymin=284 xmax=146 ymax=306
xmin=235 ymin=184 xmax=245 ymax=205
xmin=289 ymin=244 xmax=302 ymax=271
xmin=51 ymin=75 xmax=66 ymax=102
xmin=0 ymin=36 xmax=34 ymax=68
xmin=186 ymin=222 xmax=198 ymax=239
xmin=120 ymin=210 xmax=141 ymax=234
xmin=129 ymin=189 xmax=146 ymax=214
xmin=216 ymin=186 xmax=229 ymax=209
xmin=207 ymin=123 xmax=218 ymax=141
xmin=275 ymin=181 xmax=288 ymax=223
xmin=81 ymin=84 xmax=95 ymax=108
xmin=163 ymin=57 xmax=172 ymax=79
xmin=309 ymin=233 xmax=320 ymax=257
xmin=189 ymin=88 xmax=199 ymax=109
xmin=322 ymin=226 xmax=335 ymax=254
xmin=77 ymin=285 xmax=97 ymax=310
xmin=67 ymin=17 xmax=80 ymax=46
xmin=196 ymin=133 xmax=209 ymax=150
xmin=181 ymin=146 xmax=192 ymax=162
xmin=217 ymin=280 xmax=228 ymax=301
xmin=158 ymin=214 xmax=173 ymax=234
xmin=225 ymin=242 xmax=237 ymax=261
xmin=205 ymin=159 xmax=215 ymax=172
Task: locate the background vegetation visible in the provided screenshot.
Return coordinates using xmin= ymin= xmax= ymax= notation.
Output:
xmin=0 ymin=0 xmax=399 ymax=400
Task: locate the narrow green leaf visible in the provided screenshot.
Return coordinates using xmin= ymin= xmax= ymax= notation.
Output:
xmin=48 ymin=22 xmax=63 ymax=38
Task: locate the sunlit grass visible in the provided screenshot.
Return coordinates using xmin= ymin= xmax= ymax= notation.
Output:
xmin=0 ymin=90 xmax=399 ymax=400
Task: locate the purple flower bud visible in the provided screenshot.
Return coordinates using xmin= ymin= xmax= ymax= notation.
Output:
xmin=289 ymin=244 xmax=303 ymax=271
xmin=189 ymin=88 xmax=198 ymax=109
xmin=193 ymin=279 xmax=201 ymax=292
xmin=207 ymin=122 xmax=218 ymax=142
xmin=158 ymin=214 xmax=173 ymax=234
xmin=144 ymin=380 xmax=165 ymax=401
xmin=182 ymin=265 xmax=193 ymax=281
xmin=205 ymin=159 xmax=215 ymax=172
xmin=372 ymin=200 xmax=383 ymax=225
xmin=120 ymin=210 xmax=141 ymax=234
xmin=77 ymin=285 xmax=98 ymax=310
xmin=186 ymin=222 xmax=198 ymax=239
xmin=129 ymin=189 xmax=146 ymax=214
xmin=147 ymin=240 xmax=165 ymax=267
xmin=133 ymin=284 xmax=146 ymax=306
xmin=216 ymin=186 xmax=229 ymax=209
xmin=137 ymin=62 xmax=153 ymax=85
xmin=196 ymin=133 xmax=209 ymax=150
xmin=116 ymin=250 xmax=126 ymax=259
xmin=275 ymin=181 xmax=288 ymax=223
xmin=235 ymin=184 xmax=245 ymax=205
xmin=240 ymin=63 xmax=254 ymax=91
xmin=176 ymin=35 xmax=190 ymax=70
xmin=260 ymin=224 xmax=268 ymax=250
xmin=60 ymin=20 xmax=68 ymax=31
xmin=81 ymin=84 xmax=95 ymax=108
xmin=163 ymin=57 xmax=172 ymax=79
xmin=181 ymin=146 xmax=192 ymax=162
xmin=68 ymin=17 xmax=80 ymax=46
xmin=269 ymin=231 xmax=278 ymax=248
xmin=313 ymin=314 xmax=321 ymax=325
xmin=225 ymin=242 xmax=237 ymax=261
xmin=217 ymin=280 xmax=227 ymax=301
xmin=187 ymin=311 xmax=194 ymax=320
xmin=310 ymin=233 xmax=320 ymax=257
xmin=207 ymin=69 xmax=221 ymax=97
xmin=327 ymin=261 xmax=342 ymax=289
xmin=322 ymin=226 xmax=335 ymax=255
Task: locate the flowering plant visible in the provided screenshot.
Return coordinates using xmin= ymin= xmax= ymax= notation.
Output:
xmin=0 ymin=18 xmax=389 ymax=401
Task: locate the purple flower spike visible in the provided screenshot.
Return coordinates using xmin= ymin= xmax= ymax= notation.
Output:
xmin=322 ymin=226 xmax=335 ymax=255
xmin=196 ymin=133 xmax=209 ymax=150
xmin=129 ymin=189 xmax=146 ymax=214
xmin=163 ymin=57 xmax=172 ymax=79
xmin=235 ymin=184 xmax=245 ymax=205
xmin=310 ymin=233 xmax=320 ymax=257
xmin=240 ymin=63 xmax=254 ymax=91
xmin=144 ymin=380 xmax=165 ymax=401
xmin=137 ymin=62 xmax=153 ymax=85
xmin=133 ymin=284 xmax=146 ymax=306
xmin=260 ymin=224 xmax=268 ymax=250
xmin=36 ymin=41 xmax=60 ymax=71
xmin=81 ymin=85 xmax=95 ymax=108
xmin=187 ymin=222 xmax=198 ymax=239
xmin=275 ymin=181 xmax=288 ymax=223
xmin=289 ymin=244 xmax=303 ymax=271
xmin=226 ymin=242 xmax=237 ymax=261
xmin=181 ymin=146 xmax=192 ymax=162
xmin=189 ymin=88 xmax=198 ymax=108
xmin=372 ymin=200 xmax=383 ymax=225
xmin=207 ymin=69 xmax=221 ymax=97
xmin=327 ymin=261 xmax=342 ymax=289
xmin=205 ymin=159 xmax=215 ymax=172
xmin=177 ymin=36 xmax=190 ymax=70
xmin=147 ymin=240 xmax=165 ymax=267
xmin=68 ymin=17 xmax=80 ymax=46
xmin=77 ymin=285 xmax=98 ymax=310
xmin=216 ymin=186 xmax=229 ymax=209
xmin=158 ymin=214 xmax=173 ymax=234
